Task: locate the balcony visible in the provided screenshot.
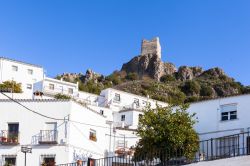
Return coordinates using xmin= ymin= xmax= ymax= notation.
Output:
xmin=39 ymin=130 xmax=58 ymax=144
xmin=0 ymin=130 xmax=19 ymax=145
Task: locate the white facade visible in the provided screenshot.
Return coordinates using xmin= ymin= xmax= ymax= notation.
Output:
xmin=186 ymin=94 xmax=250 ymax=141
xmin=2 ymin=57 xmax=250 ymax=165
xmin=0 ymin=57 xmax=44 ymax=98
xmin=98 ymin=88 xmax=167 ymax=111
xmin=34 ymin=77 xmax=79 ymax=98
xmin=0 ymin=57 xmax=79 ymax=100
xmin=0 ymin=98 xmax=113 ymax=165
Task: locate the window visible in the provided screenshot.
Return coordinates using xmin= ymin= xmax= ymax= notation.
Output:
xmin=3 ymin=123 xmax=19 ymax=144
xmin=27 ymin=69 xmax=33 ymax=75
xmin=27 ymin=84 xmax=32 ymax=89
xmin=134 ymin=98 xmax=140 ymax=107
xmin=59 ymin=86 xmax=63 ymax=93
xmin=49 ymin=84 xmax=54 ymax=90
xmin=230 ymin=111 xmax=237 ymax=120
xmin=221 ymin=112 xmax=229 ymax=121
xmin=142 ymin=100 xmax=149 ymax=106
xmin=41 ymin=155 xmax=56 ymax=166
xmin=4 ymin=156 xmax=16 ymax=166
xmin=121 ymin=115 xmax=125 ymax=121
xmin=68 ymin=88 xmax=73 ymax=94
xmin=12 ymin=65 xmax=18 ymax=72
xmin=221 ymin=104 xmax=237 ymax=121
xmin=100 ymin=110 xmax=104 ymax=115
xmin=89 ymin=129 xmax=97 ymax=142
xmin=114 ymin=93 xmax=121 ymax=102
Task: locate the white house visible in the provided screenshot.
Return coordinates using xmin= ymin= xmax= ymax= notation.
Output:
xmin=187 ymin=94 xmax=250 ymax=140
xmin=2 ymin=57 xmax=250 ymax=164
xmin=0 ymin=57 xmax=79 ymax=100
xmin=0 ymin=98 xmax=114 ymax=166
xmin=0 ymin=57 xmax=44 ymax=98
xmin=98 ymin=88 xmax=167 ymax=111
xmin=33 ymin=77 xmax=79 ymax=98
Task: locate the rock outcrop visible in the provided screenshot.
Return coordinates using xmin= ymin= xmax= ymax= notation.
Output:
xmin=121 ymin=53 xmax=177 ymax=81
xmin=176 ymin=66 xmax=203 ymax=81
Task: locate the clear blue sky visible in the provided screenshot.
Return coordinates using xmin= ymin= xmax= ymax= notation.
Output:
xmin=0 ymin=0 xmax=249 ymax=85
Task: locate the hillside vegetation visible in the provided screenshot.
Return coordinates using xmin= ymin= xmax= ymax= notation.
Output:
xmin=56 ymin=66 xmax=250 ymax=105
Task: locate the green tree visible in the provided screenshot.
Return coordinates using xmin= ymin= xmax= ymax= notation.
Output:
xmin=0 ymin=81 xmax=22 ymax=93
xmin=134 ymin=104 xmax=199 ymax=162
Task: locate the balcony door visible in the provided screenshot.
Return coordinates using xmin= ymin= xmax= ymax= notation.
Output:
xmin=8 ymin=123 xmax=19 ymax=138
xmin=8 ymin=123 xmax=19 ymax=133
xmin=46 ymin=122 xmax=57 ymax=142
xmin=46 ymin=122 xmax=57 ymax=131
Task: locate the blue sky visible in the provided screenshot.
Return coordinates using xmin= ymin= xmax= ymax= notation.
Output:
xmin=0 ymin=0 xmax=249 ymax=85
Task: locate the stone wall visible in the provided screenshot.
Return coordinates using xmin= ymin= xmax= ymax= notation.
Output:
xmin=141 ymin=37 xmax=161 ymax=59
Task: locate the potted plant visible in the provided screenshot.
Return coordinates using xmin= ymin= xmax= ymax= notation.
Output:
xmin=0 ymin=136 xmax=7 ymax=143
xmin=77 ymin=160 xmax=83 ymax=166
xmin=13 ymin=136 xmax=18 ymax=143
xmin=4 ymin=162 xmax=11 ymax=166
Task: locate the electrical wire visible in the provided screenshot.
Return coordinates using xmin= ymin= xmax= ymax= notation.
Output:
xmin=0 ymin=92 xmax=137 ymax=131
xmin=0 ymin=92 xmax=63 ymax=121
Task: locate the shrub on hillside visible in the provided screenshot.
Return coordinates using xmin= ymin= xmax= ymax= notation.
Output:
xmin=181 ymin=80 xmax=201 ymax=96
xmin=126 ymin=72 xmax=139 ymax=81
xmin=200 ymin=85 xmax=214 ymax=97
xmin=160 ymin=74 xmax=176 ymax=83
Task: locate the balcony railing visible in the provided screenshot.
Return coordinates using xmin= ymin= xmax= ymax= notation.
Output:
xmin=39 ymin=130 xmax=58 ymax=144
xmin=0 ymin=130 xmax=19 ymax=145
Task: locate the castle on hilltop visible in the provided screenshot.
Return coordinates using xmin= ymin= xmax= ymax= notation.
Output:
xmin=141 ymin=37 xmax=161 ymax=59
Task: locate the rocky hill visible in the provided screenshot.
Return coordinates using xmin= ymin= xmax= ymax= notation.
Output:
xmin=56 ymin=38 xmax=250 ymax=105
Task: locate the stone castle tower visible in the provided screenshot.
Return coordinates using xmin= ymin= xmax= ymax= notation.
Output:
xmin=141 ymin=37 xmax=161 ymax=59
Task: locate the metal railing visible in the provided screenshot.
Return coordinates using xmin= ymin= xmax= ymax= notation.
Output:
xmin=92 ymin=131 xmax=250 ymax=166
xmin=39 ymin=130 xmax=58 ymax=144
xmin=0 ymin=130 xmax=19 ymax=145
xmin=197 ymin=131 xmax=250 ymax=161
xmin=56 ymin=163 xmax=78 ymax=166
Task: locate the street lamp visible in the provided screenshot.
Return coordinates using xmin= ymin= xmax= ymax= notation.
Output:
xmin=21 ymin=146 xmax=32 ymax=166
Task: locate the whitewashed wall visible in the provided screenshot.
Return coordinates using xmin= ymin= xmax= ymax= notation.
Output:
xmin=0 ymin=58 xmax=44 ymax=98
xmin=40 ymin=77 xmax=79 ymax=97
xmin=99 ymin=88 xmax=167 ymax=111
xmin=0 ymin=98 xmax=71 ymax=166
xmin=187 ymin=94 xmax=250 ymax=140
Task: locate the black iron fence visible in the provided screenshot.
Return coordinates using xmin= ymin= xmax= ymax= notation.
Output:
xmin=198 ymin=131 xmax=250 ymax=161
xmin=39 ymin=130 xmax=58 ymax=144
xmin=94 ymin=131 xmax=250 ymax=166
xmin=56 ymin=163 xmax=78 ymax=166
xmin=58 ymin=131 xmax=250 ymax=166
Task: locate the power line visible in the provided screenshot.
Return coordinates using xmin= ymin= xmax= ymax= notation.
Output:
xmin=0 ymin=92 xmax=132 ymax=130
xmin=0 ymin=92 xmax=63 ymax=121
